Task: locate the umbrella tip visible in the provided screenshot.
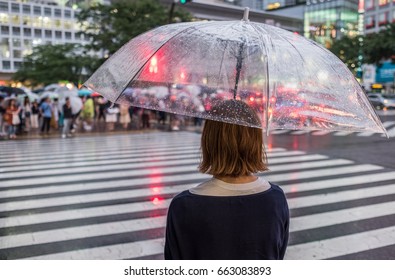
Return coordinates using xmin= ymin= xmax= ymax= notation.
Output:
xmin=242 ymin=7 xmax=250 ymax=22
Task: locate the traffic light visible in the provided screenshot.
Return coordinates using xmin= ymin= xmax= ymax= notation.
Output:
xmin=179 ymin=0 xmax=192 ymax=4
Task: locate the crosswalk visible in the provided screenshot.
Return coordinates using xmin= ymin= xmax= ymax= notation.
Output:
xmin=0 ymin=132 xmax=395 ymax=260
xmin=270 ymin=121 xmax=395 ymax=137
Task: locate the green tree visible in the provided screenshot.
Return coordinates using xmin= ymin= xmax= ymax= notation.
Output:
xmin=329 ymin=35 xmax=362 ymax=75
xmin=13 ymin=43 xmax=98 ymax=87
xmin=364 ymin=23 xmax=395 ymax=65
xmin=77 ymin=0 xmax=192 ymax=56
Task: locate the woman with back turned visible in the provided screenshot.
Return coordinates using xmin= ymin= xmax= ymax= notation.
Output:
xmin=165 ymin=100 xmax=289 ymax=260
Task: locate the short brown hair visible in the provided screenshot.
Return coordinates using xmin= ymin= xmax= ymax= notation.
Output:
xmin=199 ymin=100 xmax=268 ymax=177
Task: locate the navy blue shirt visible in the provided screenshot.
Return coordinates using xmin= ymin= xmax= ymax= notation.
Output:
xmin=165 ymin=183 xmax=289 ymax=260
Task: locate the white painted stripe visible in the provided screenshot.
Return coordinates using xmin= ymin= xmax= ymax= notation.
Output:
xmin=0 ymin=173 xmax=208 ymax=199
xmin=0 ymin=139 xmax=201 ymax=157
xmin=285 ymin=226 xmax=395 ymax=260
xmin=270 ymin=130 xmax=290 ymax=135
xmin=281 ymin=171 xmax=395 ymax=193
xmin=0 ymin=159 xmax=356 ymax=197
xmin=4 ymin=182 xmax=395 ymax=230
xmin=23 ymin=238 xmax=165 ymax=260
xmin=311 ymin=131 xmax=331 ymax=136
xmin=0 ymin=182 xmax=197 ymax=211
xmin=0 ymin=146 xmax=288 ymax=166
xmin=356 ymin=131 xmax=377 ymax=137
xmin=268 ymin=154 xmax=328 ymax=164
xmin=290 ymin=201 xmax=395 ymax=232
xmin=0 ymin=154 xmax=199 ymax=173
xmin=0 ymin=152 xmax=319 ymax=174
xmin=0 ymin=165 xmax=383 ymax=210
xmin=0 ymin=158 xmax=200 ymax=179
xmin=0 ymin=158 xmax=350 ymax=180
xmin=334 ymin=131 xmax=354 ymax=136
xmin=0 ymin=149 xmax=200 ymax=168
xmin=0 ymin=145 xmax=198 ymax=162
xmin=267 ymin=164 xmax=382 ymax=183
xmin=269 ymin=159 xmax=353 ymax=172
xmin=290 ymin=130 xmax=310 ymax=135
xmin=383 ymin=127 xmax=395 ymax=138
xmin=288 ymin=183 xmax=395 ymax=209
xmin=0 ymin=165 xmax=202 ymax=188
xmin=0 ymin=198 xmax=173 ymax=228
xmin=0 ymin=216 xmax=166 ymax=250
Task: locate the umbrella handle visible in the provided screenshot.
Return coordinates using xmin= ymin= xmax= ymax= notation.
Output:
xmin=242 ymin=7 xmax=250 ymax=22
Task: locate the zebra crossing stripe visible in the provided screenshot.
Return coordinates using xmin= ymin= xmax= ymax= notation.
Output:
xmin=333 ymin=131 xmax=354 ymax=136
xmin=22 ymin=238 xmax=165 ymax=260
xmin=0 ymin=154 xmax=328 ymax=174
xmin=0 ymin=216 xmax=167 ymax=250
xmin=287 ymin=183 xmax=395 ymax=209
xmin=281 ymin=171 xmax=395 ymax=193
xmin=284 ymin=225 xmax=395 ymax=260
xmin=290 ymin=201 xmax=395 ymax=232
xmin=0 ymin=158 xmax=351 ymax=180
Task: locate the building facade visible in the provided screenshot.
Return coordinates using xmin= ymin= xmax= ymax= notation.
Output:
xmin=0 ymin=0 xmax=109 ymax=83
xmin=364 ymin=0 xmax=395 ymax=34
xmin=304 ymin=0 xmax=359 ymax=48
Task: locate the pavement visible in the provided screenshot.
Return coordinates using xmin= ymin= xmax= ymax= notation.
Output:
xmin=0 ymin=130 xmax=395 ymax=260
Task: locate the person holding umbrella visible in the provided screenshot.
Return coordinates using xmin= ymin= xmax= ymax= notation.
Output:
xmin=4 ymin=98 xmax=21 ymax=139
xmin=164 ymin=100 xmax=289 ymax=260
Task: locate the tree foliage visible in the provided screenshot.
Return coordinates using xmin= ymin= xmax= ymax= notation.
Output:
xmin=329 ymin=35 xmax=362 ymax=74
xmin=329 ymin=23 xmax=395 ymax=71
xmin=77 ymin=0 xmax=192 ymax=56
xmin=13 ymin=44 xmax=98 ymax=87
xmin=364 ymin=23 xmax=395 ymax=65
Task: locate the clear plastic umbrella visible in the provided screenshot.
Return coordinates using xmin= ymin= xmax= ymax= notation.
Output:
xmin=84 ymin=8 xmax=387 ymax=136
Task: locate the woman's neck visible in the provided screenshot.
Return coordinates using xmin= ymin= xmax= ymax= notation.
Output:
xmin=214 ymin=175 xmax=257 ymax=184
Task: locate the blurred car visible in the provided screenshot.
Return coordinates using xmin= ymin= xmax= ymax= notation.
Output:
xmin=368 ymin=94 xmax=395 ymax=110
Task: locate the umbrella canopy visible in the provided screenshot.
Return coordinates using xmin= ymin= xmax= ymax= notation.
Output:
xmin=18 ymin=92 xmax=40 ymax=103
xmin=84 ymin=9 xmax=386 ymax=136
xmin=1 ymin=97 xmax=18 ymax=108
xmin=59 ymin=96 xmax=83 ymax=115
xmin=78 ymin=88 xmax=93 ymax=97
xmin=39 ymin=91 xmax=59 ymax=102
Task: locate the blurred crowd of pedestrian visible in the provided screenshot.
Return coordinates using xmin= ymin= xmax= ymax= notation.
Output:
xmin=0 ymin=94 xmax=202 ymax=140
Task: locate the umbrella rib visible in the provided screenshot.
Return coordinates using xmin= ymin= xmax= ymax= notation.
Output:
xmin=216 ymin=40 xmax=229 ymax=91
xmin=112 ymin=22 xmax=210 ymax=104
xmin=249 ymin=23 xmax=271 ymax=134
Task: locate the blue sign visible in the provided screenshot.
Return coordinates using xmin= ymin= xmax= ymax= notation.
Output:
xmin=376 ymin=62 xmax=395 ymax=83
